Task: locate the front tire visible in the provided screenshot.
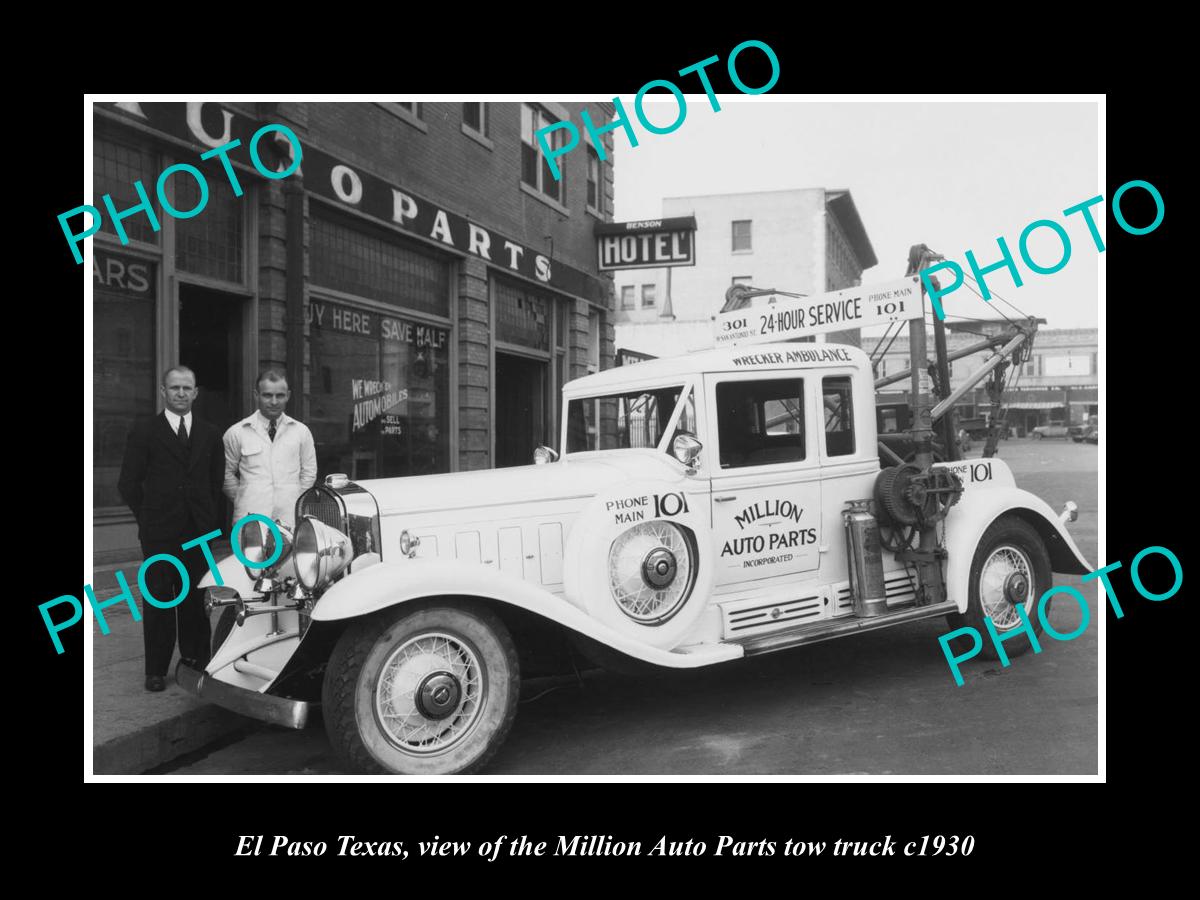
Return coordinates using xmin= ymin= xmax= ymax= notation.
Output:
xmin=322 ymin=602 xmax=519 ymax=775
xmin=946 ymin=516 xmax=1051 ymax=661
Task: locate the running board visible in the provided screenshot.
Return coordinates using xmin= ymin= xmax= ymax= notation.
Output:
xmin=734 ymin=601 xmax=958 ymax=655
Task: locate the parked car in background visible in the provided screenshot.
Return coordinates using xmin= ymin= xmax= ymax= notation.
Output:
xmin=1032 ymin=421 xmax=1070 ymax=440
xmin=1070 ymin=415 xmax=1099 ymax=443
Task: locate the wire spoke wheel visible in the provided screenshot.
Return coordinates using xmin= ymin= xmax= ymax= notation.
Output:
xmin=323 ymin=604 xmax=519 ymax=775
xmin=608 ymin=521 xmax=695 ymax=624
xmin=978 ymin=545 xmax=1034 ymax=630
xmin=374 ymin=633 xmax=483 ymax=753
xmin=947 ymin=515 xmax=1051 ymax=664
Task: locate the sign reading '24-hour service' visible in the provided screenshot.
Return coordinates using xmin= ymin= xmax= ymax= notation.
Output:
xmin=713 ymin=277 xmax=924 ymax=347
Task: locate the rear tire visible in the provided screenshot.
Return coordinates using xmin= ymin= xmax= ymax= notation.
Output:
xmin=322 ymin=602 xmax=519 ymax=775
xmin=946 ymin=516 xmax=1051 ymax=661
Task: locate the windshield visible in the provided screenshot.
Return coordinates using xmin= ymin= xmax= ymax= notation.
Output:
xmin=566 ymin=385 xmax=694 ymax=454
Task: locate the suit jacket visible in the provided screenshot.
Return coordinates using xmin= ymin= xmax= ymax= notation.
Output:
xmin=118 ymin=412 xmax=225 ymax=544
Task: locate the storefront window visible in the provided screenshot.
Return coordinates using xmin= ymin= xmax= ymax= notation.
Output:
xmin=94 ymin=250 xmax=157 ymax=508
xmin=175 ymin=154 xmax=244 ymax=283
xmin=495 ymin=277 xmax=549 ymax=351
xmin=308 ymin=299 xmax=450 ymax=480
xmin=95 ymin=135 xmax=160 ymax=246
xmin=311 ymin=208 xmax=450 ymax=319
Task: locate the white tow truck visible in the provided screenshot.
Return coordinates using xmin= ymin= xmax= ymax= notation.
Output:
xmin=182 ymin=251 xmax=1090 ymax=774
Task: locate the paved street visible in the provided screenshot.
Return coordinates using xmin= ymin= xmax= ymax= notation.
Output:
xmin=165 ymin=438 xmax=1099 ymax=776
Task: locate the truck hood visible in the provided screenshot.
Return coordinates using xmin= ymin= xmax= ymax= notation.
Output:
xmin=356 ymin=450 xmax=683 ymax=515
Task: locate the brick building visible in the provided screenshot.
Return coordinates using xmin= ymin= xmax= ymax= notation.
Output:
xmin=92 ymin=101 xmax=617 ymax=559
xmin=614 ymin=188 xmax=877 ymax=358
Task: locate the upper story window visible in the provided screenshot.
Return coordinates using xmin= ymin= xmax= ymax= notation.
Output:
xmin=732 ymin=220 xmax=753 ymax=253
xmin=620 ymin=285 xmax=635 ymax=309
xmin=716 ymin=378 xmax=805 ymax=469
xmin=521 ymin=104 xmax=566 ymax=204
xmin=587 ymin=146 xmax=602 ymax=213
xmin=378 ymin=102 xmax=428 ymax=132
xmin=641 ymin=284 xmax=656 ymax=309
xmin=463 ymin=102 xmax=488 ymax=136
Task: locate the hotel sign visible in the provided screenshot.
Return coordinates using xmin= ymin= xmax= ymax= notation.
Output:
xmin=595 ymin=217 xmax=697 ymax=271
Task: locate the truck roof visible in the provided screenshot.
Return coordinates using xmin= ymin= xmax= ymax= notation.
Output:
xmin=565 ymin=342 xmax=870 ymax=395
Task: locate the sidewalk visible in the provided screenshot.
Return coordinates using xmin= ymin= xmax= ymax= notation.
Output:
xmin=91 ymin=548 xmax=255 ymax=775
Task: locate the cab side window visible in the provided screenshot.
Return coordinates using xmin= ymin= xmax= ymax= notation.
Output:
xmin=716 ymin=378 xmax=805 ymax=468
xmin=823 ymin=376 xmax=855 ymax=456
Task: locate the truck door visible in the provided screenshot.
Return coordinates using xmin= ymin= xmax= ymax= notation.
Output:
xmin=706 ymin=372 xmax=822 ymax=591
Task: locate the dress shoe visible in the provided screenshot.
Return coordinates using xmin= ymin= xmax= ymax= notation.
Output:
xmin=144 ymin=675 xmax=167 ymax=692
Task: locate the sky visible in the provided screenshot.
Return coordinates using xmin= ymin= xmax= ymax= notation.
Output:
xmin=611 ymin=99 xmax=1100 ymax=330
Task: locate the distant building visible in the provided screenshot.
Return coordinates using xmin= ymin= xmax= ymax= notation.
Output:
xmin=614 ymin=188 xmax=877 ymax=359
xmin=865 ymin=325 xmax=1098 ymax=436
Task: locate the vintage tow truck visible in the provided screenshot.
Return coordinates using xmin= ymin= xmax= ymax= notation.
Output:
xmin=181 ymin=250 xmax=1091 ymax=775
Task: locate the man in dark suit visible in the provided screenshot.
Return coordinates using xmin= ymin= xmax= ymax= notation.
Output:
xmin=118 ymin=366 xmax=225 ymax=692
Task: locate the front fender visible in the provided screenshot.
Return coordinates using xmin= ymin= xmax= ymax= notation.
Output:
xmin=944 ymin=486 xmax=1092 ymax=613
xmin=197 ymin=553 xmax=297 ymax=596
xmin=310 ymin=559 xmax=741 ymax=669
xmin=197 ymin=554 xmax=255 ymax=597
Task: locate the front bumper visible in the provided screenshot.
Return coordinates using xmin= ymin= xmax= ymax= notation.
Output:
xmin=175 ymin=662 xmax=311 ymax=730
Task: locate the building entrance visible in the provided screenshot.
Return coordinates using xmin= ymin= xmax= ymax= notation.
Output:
xmin=179 ymin=283 xmax=245 ymax=436
xmin=495 ymin=352 xmax=547 ymax=468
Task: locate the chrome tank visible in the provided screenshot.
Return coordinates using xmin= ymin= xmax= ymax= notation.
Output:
xmin=843 ymin=500 xmax=888 ymax=617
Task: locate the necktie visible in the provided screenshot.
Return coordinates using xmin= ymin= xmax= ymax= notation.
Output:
xmin=177 ymin=417 xmax=189 ymax=447
xmin=268 ymin=419 xmax=277 ymax=442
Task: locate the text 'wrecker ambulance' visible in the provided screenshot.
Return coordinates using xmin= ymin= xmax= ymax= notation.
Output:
xmin=183 ymin=250 xmax=1090 ymax=774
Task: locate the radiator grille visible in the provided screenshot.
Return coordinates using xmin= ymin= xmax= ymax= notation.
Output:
xmin=298 ymin=487 xmax=344 ymax=533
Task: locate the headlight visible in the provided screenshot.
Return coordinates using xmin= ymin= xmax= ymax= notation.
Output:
xmin=399 ymin=530 xmax=421 ymax=558
xmin=238 ymin=519 xmax=293 ymax=580
xmin=294 ymin=515 xmax=353 ymax=590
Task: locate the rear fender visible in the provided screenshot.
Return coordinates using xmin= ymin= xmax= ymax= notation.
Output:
xmin=944 ymin=487 xmax=1092 ymax=613
xmin=309 ymin=559 xmax=741 ymax=669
